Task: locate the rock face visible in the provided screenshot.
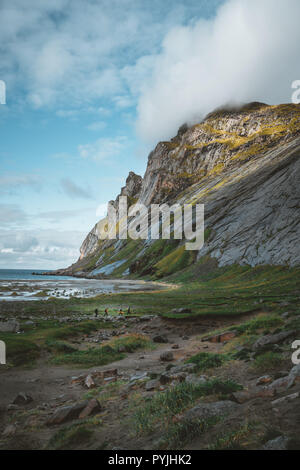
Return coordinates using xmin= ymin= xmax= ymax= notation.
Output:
xmin=56 ymin=103 xmax=300 ymax=277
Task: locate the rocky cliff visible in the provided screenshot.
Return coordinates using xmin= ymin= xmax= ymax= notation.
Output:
xmin=57 ymin=102 xmax=300 ymax=279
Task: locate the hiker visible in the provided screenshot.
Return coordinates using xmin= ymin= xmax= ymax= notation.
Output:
xmin=127 ymin=306 xmax=131 ymax=315
xmin=94 ymin=308 xmax=99 ymax=317
xmin=104 ymin=308 xmax=108 ymax=316
xmin=119 ymin=308 xmax=124 ymax=316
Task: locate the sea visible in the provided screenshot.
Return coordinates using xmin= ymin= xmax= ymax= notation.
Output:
xmin=0 ymin=269 xmax=161 ymax=301
xmin=0 ymin=269 xmax=75 ymax=281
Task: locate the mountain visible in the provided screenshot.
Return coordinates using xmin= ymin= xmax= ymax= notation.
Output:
xmin=55 ymin=102 xmax=300 ymax=279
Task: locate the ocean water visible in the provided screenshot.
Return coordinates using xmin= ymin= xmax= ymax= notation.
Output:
xmin=0 ymin=269 xmax=76 ymax=281
xmin=0 ymin=269 xmax=162 ymax=301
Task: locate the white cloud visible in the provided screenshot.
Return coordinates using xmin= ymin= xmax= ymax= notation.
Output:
xmin=86 ymin=121 xmax=107 ymax=132
xmin=78 ymin=136 xmax=128 ymax=161
xmin=136 ymin=0 xmax=300 ymax=143
xmin=0 ymin=0 xmax=198 ymax=109
xmin=60 ymin=178 xmax=92 ymax=199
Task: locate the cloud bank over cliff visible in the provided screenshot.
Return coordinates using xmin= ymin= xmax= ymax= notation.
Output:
xmin=136 ymin=0 xmax=300 ymax=143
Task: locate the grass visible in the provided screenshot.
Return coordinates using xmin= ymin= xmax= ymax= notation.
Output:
xmin=132 ymin=378 xmax=242 ymax=435
xmin=51 ymin=334 xmax=152 ymax=366
xmin=208 ymin=423 xmax=254 ymax=450
xmin=47 ymin=423 xmax=95 ymax=450
xmin=186 ymin=352 xmax=230 ymax=372
xmin=0 ymin=334 xmax=40 ymax=366
xmin=251 ymin=351 xmax=285 ymax=372
xmin=159 ymin=417 xmax=221 ymax=450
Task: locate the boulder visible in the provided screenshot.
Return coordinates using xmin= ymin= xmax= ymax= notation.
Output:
xmin=172 ymin=308 xmax=192 ymax=314
xmin=84 ymin=374 xmax=96 ymax=389
xmin=232 ymin=387 xmax=275 ymax=404
xmin=185 ymin=375 xmax=208 ymax=386
xmin=79 ymin=399 xmax=101 ymax=419
xmin=252 ymin=330 xmax=296 ymax=351
xmin=287 ymin=364 xmax=300 ymax=389
xmin=181 ymin=401 xmax=239 ymax=421
xmin=256 ymin=375 xmax=273 ymax=386
xmin=160 ymin=351 xmax=174 ymax=362
xmin=0 ymin=321 xmax=20 ymax=333
xmin=271 ymin=392 xmax=299 ymax=407
xmin=152 ymin=335 xmax=168 ymax=344
xmin=263 ymin=436 xmax=289 ymax=450
xmin=2 ymin=424 xmax=17 ymax=437
xmin=13 ymin=392 xmax=33 ymax=406
xmin=202 ymin=331 xmax=237 ymax=343
xmin=47 ymin=401 xmax=89 ymax=425
xmin=145 ymin=379 xmax=160 ymax=391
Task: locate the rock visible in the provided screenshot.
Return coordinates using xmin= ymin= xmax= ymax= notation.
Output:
xmin=185 ymin=375 xmax=208 ymax=386
xmin=79 ymin=399 xmax=101 ymax=419
xmin=232 ymin=387 xmax=275 ymax=404
xmin=171 ymin=344 xmax=179 ymax=349
xmin=202 ymin=331 xmax=237 ymax=343
xmin=181 ymin=401 xmax=239 ymax=421
xmin=263 ymin=436 xmax=289 ymax=450
xmin=145 ymin=379 xmax=160 ymax=391
xmin=160 ymin=351 xmax=174 ymax=362
xmin=287 ymin=364 xmax=300 ymax=389
xmin=13 ymin=392 xmax=33 ymax=406
xmin=47 ymin=401 xmax=89 ymax=425
xmin=172 ymin=308 xmax=192 ymax=314
xmin=271 ymin=392 xmax=299 ymax=407
xmin=252 ymin=330 xmax=296 ymax=351
xmin=129 ymin=372 xmax=148 ymax=382
xmin=84 ymin=374 xmax=96 ymax=389
xmin=173 ymin=363 xmax=197 ymax=374
xmin=256 ymin=375 xmax=273 ymax=386
xmin=267 ymin=376 xmax=290 ymax=393
xmin=7 ymin=404 xmax=19 ymax=411
xmin=160 ymin=371 xmax=187 ymax=385
xmin=152 ymin=335 xmax=168 ymax=344
xmin=281 ymin=312 xmax=290 ymax=319
xmin=2 ymin=424 xmax=17 ymax=437
xmin=0 ymin=320 xmax=20 ymax=333
xmin=182 ymin=336 xmax=189 ymax=340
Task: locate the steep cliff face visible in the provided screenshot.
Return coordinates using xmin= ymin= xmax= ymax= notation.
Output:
xmin=60 ymin=102 xmax=300 ymax=278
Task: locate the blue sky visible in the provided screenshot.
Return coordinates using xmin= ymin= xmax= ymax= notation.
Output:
xmin=0 ymin=0 xmax=224 ymax=269
xmin=0 ymin=0 xmax=299 ymax=269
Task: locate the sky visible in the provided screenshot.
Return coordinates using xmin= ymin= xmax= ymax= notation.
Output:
xmin=0 ymin=0 xmax=299 ymax=269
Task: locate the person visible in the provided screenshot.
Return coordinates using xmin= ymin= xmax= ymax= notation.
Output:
xmin=94 ymin=308 xmax=99 ymax=317
xmin=104 ymin=308 xmax=108 ymax=316
xmin=127 ymin=306 xmax=131 ymax=315
xmin=119 ymin=308 xmax=124 ymax=315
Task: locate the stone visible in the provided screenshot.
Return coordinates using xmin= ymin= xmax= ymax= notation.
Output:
xmin=271 ymin=392 xmax=299 ymax=407
xmin=0 ymin=320 xmax=20 ymax=333
xmin=152 ymin=335 xmax=168 ymax=344
xmin=181 ymin=401 xmax=239 ymax=421
xmin=79 ymin=399 xmax=101 ymax=419
xmin=256 ymin=375 xmax=273 ymax=386
xmin=2 ymin=424 xmax=17 ymax=437
xmin=185 ymin=375 xmax=208 ymax=386
xmin=267 ymin=376 xmax=290 ymax=392
xmin=172 ymin=308 xmax=192 ymax=314
xmin=160 ymin=371 xmax=186 ymax=385
xmin=13 ymin=392 xmax=33 ymax=406
xmin=263 ymin=436 xmax=289 ymax=450
xmin=84 ymin=374 xmax=96 ymax=389
xmin=160 ymin=351 xmax=174 ymax=362
xmin=202 ymin=331 xmax=237 ymax=343
xmin=252 ymin=330 xmax=296 ymax=351
xmin=47 ymin=401 xmax=89 ymax=425
xmin=287 ymin=364 xmax=300 ymax=389
xmin=232 ymin=387 xmax=275 ymax=404
xmin=171 ymin=344 xmax=180 ymax=349
xmin=145 ymin=379 xmax=160 ymax=391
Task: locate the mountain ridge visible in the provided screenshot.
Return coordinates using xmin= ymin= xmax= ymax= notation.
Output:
xmin=53 ymin=102 xmax=300 ymax=279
